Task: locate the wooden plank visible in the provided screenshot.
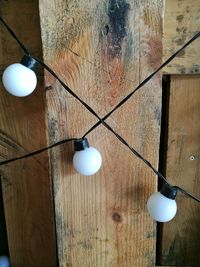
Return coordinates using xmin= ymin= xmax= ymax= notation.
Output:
xmin=160 ymin=76 xmax=200 ymax=266
xmin=0 ymin=1 xmax=57 ymax=266
xmin=39 ymin=0 xmax=163 ymax=266
xmin=163 ymin=0 xmax=200 ymax=74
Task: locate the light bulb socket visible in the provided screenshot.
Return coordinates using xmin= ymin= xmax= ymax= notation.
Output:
xmin=160 ymin=183 xmax=177 ymax=200
xmin=21 ymin=55 xmax=37 ymax=70
xmin=74 ymin=138 xmax=89 ymax=151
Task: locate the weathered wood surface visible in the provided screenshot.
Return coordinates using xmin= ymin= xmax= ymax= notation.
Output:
xmin=40 ymin=0 xmax=163 ymax=266
xmin=160 ymin=76 xmax=200 ymax=266
xmin=163 ymin=0 xmax=200 ymax=74
xmin=0 ymin=1 xmax=57 ymax=266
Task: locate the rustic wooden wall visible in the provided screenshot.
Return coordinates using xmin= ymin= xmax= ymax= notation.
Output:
xmin=0 ymin=1 xmax=57 ymax=266
xmin=2 ymin=1 xmax=200 ymax=267
xmin=39 ymin=0 xmax=163 ymax=266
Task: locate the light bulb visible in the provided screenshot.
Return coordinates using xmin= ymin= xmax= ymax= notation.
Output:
xmin=147 ymin=183 xmax=177 ymax=222
xmin=0 ymin=255 xmax=10 ymax=267
xmin=2 ymin=55 xmax=37 ymax=97
xmin=73 ymin=138 xmax=102 ymax=176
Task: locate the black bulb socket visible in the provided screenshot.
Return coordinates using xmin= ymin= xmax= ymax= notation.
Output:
xmin=160 ymin=183 xmax=177 ymax=200
xmin=21 ymin=55 xmax=37 ymax=71
xmin=74 ymin=138 xmax=89 ymax=151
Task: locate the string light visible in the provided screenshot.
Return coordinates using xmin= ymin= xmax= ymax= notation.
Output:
xmin=0 ymin=15 xmax=200 ymax=223
xmin=147 ymin=184 xmax=177 ymax=222
xmin=73 ymin=138 xmax=102 ymax=176
xmin=2 ymin=55 xmax=37 ymax=97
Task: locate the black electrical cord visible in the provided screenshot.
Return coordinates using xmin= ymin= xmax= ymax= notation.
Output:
xmin=0 ymin=15 xmax=200 ymax=203
xmin=174 ymin=186 xmax=200 ymax=203
xmin=0 ymin=16 xmax=30 ymax=55
xmin=34 ymin=58 xmax=168 ymax=182
xmin=0 ymin=138 xmax=77 ymax=166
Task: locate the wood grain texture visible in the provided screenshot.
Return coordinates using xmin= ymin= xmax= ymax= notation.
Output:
xmin=0 ymin=1 xmax=57 ymax=266
xmin=161 ymin=76 xmax=200 ymax=266
xmin=163 ymin=0 xmax=200 ymax=74
xmin=39 ymin=0 xmax=163 ymax=266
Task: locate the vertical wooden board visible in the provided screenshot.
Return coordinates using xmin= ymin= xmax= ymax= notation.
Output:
xmin=0 ymin=1 xmax=57 ymax=266
xmin=163 ymin=0 xmax=200 ymax=74
xmin=161 ymin=76 xmax=200 ymax=266
xmin=39 ymin=0 xmax=163 ymax=266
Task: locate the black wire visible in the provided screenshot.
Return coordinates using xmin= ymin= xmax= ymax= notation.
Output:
xmin=82 ymin=31 xmax=200 ymax=137
xmin=0 ymin=16 xmax=30 ymax=55
xmin=35 ymin=57 xmax=168 ymax=181
xmin=97 ymin=121 xmax=168 ymax=183
xmin=35 ymin=58 xmax=103 ymax=120
xmin=174 ymin=186 xmax=200 ymax=203
xmin=0 ymin=138 xmax=77 ymax=166
xmin=34 ymin=58 xmax=131 ymax=139
xmin=0 ymin=15 xmax=200 ymax=203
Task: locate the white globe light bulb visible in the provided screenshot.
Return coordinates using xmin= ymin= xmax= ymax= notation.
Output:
xmin=0 ymin=256 xmax=10 ymax=267
xmin=73 ymin=138 xmax=102 ymax=176
xmin=2 ymin=55 xmax=37 ymax=97
xmin=147 ymin=184 xmax=177 ymax=222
